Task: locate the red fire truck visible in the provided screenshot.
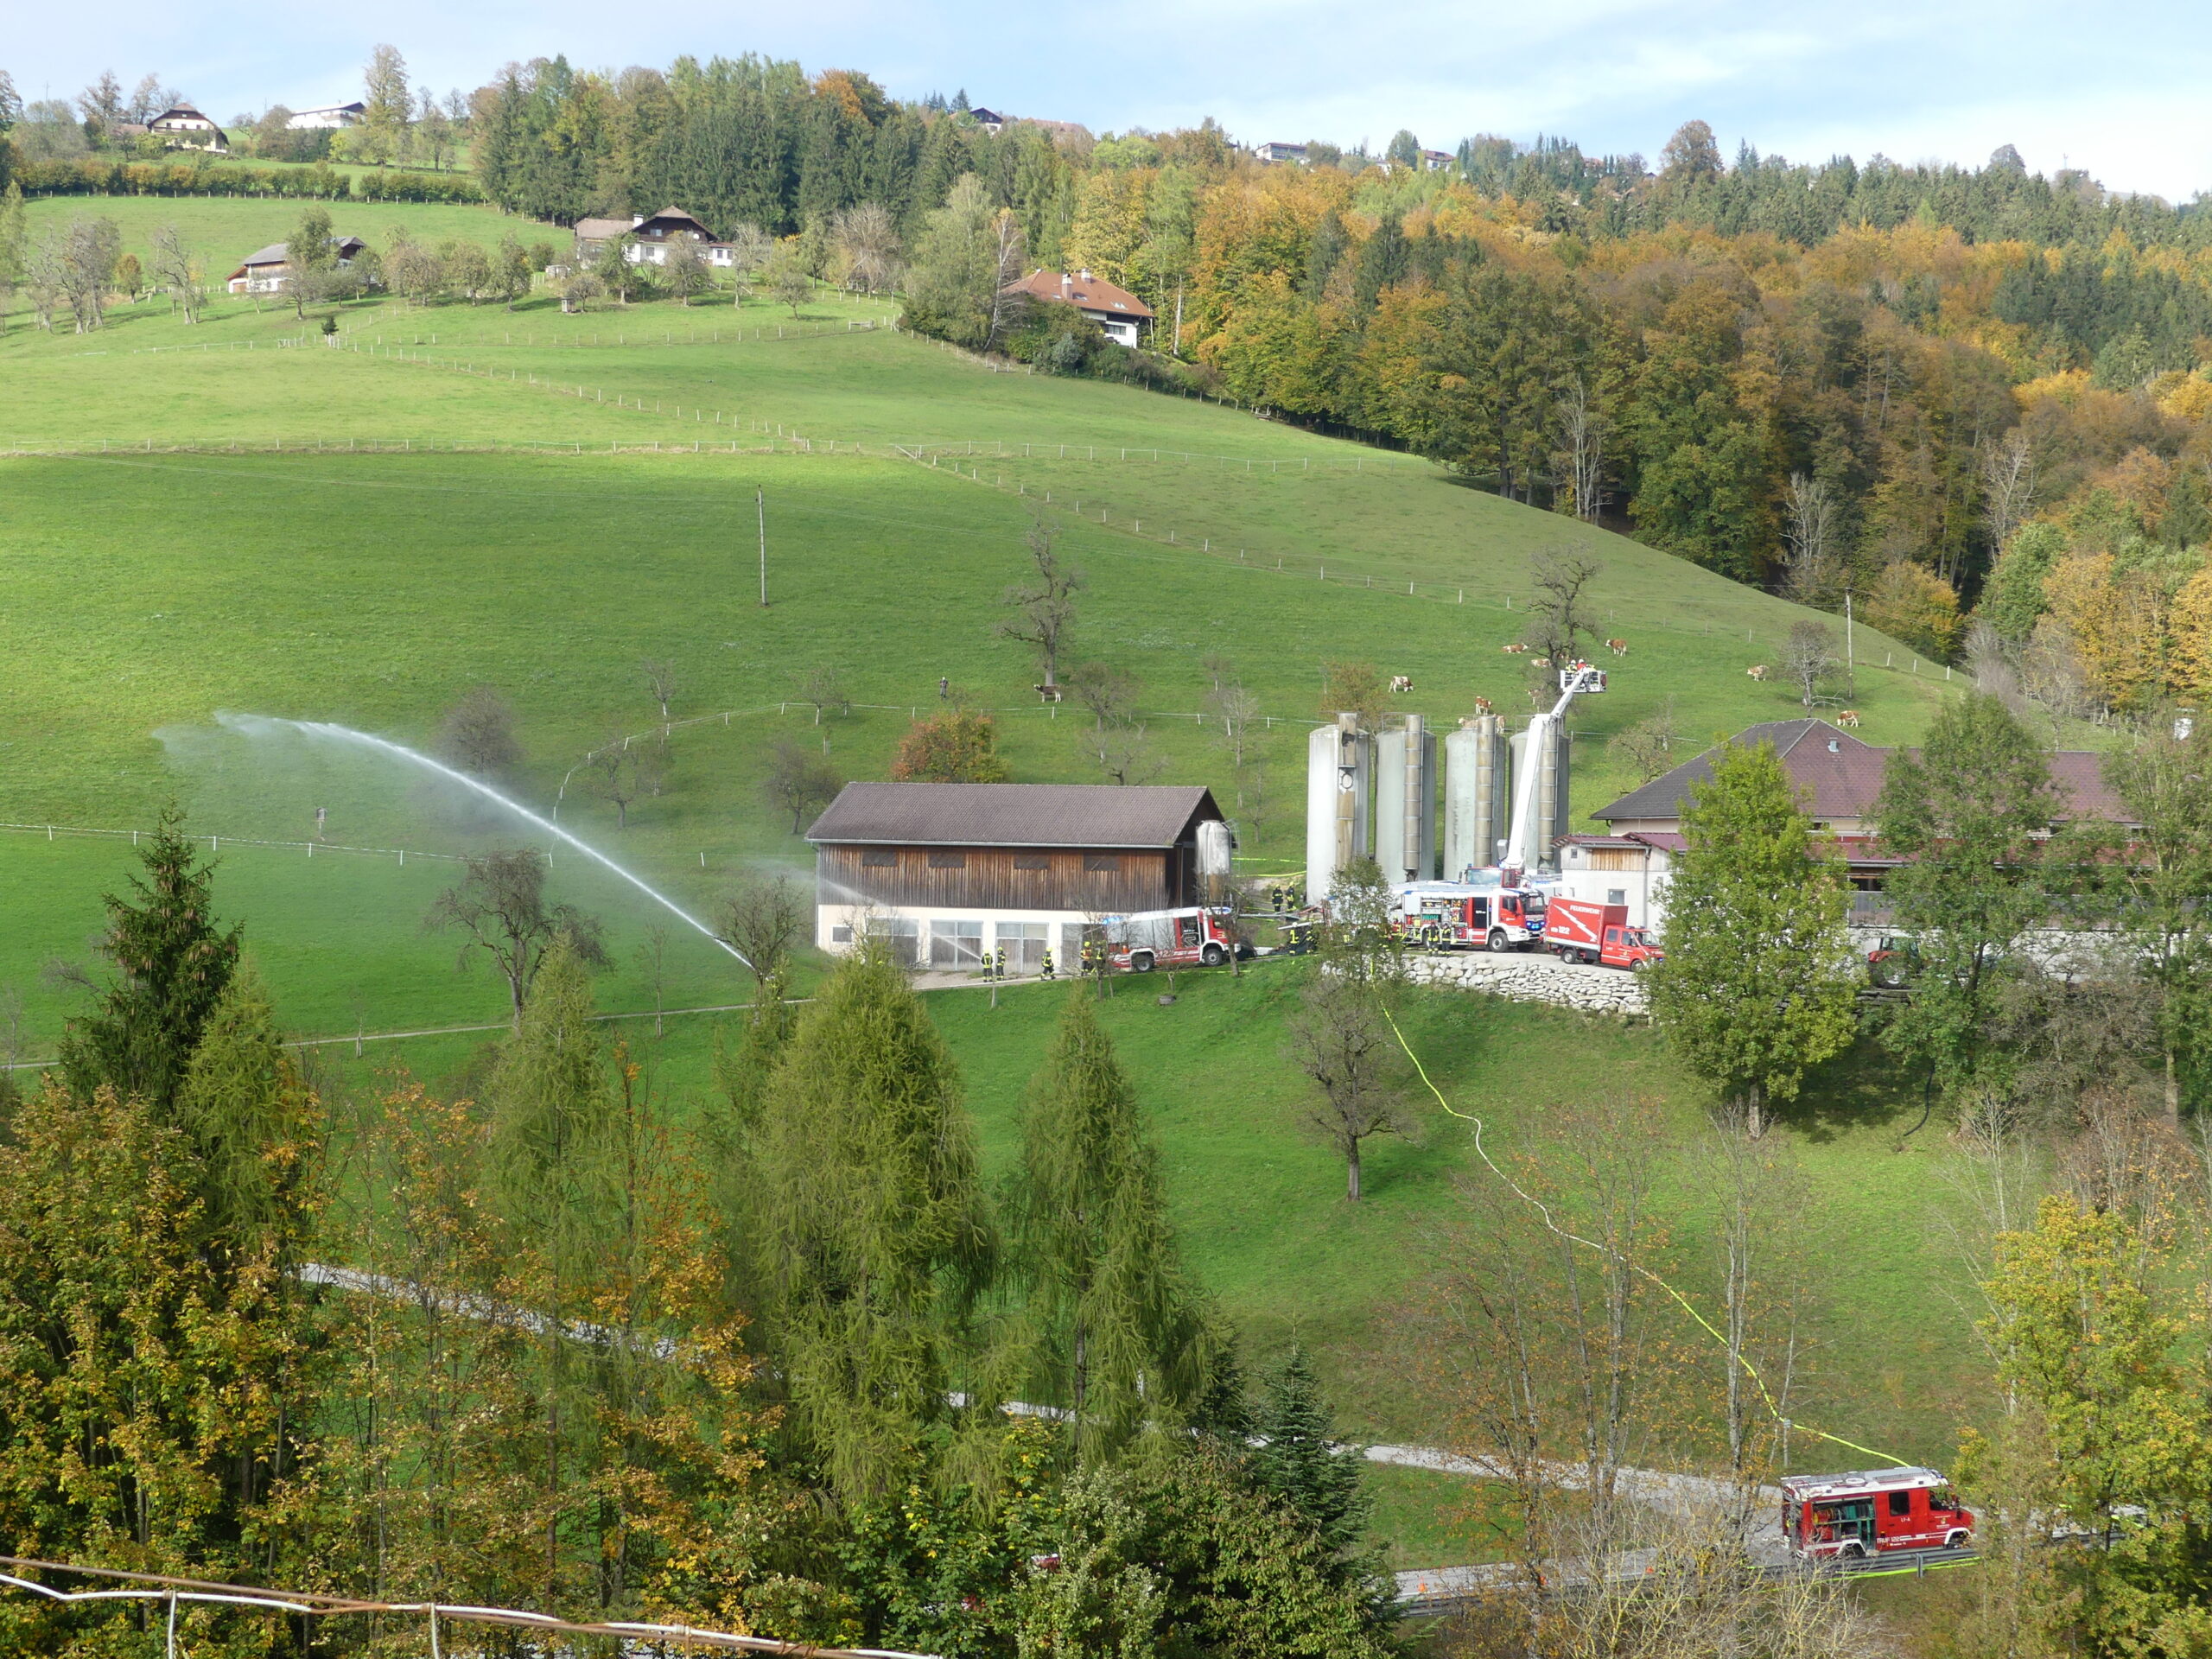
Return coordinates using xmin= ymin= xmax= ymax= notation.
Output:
xmin=1393 ymin=882 xmax=1548 ymax=953
xmin=1779 ymin=1468 xmax=1974 ymax=1559
xmin=1544 ymin=898 xmax=1665 ymax=970
xmin=1103 ymin=906 xmax=1246 ymax=972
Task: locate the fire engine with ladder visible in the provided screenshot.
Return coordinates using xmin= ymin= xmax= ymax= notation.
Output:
xmin=1393 ymin=662 xmax=1609 ymax=951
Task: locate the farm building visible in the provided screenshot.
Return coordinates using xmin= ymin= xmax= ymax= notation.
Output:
xmin=225 ymin=235 xmax=370 ymax=295
xmin=573 ymin=208 xmax=749 ymax=270
xmin=148 ymin=105 xmax=228 ymax=152
xmin=1581 ymin=717 xmax=2133 ymax=925
xmin=1001 ymin=269 xmax=1154 ymax=346
xmin=806 ymin=782 xmax=1229 ymax=970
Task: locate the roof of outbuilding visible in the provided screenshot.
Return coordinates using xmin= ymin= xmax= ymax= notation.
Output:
xmin=573 ymin=217 xmax=633 ymax=240
xmin=1594 ymin=720 xmax=1886 ymax=823
xmin=233 ymin=234 xmax=367 ymax=270
xmin=807 ymin=782 xmax=1220 ymax=849
xmin=1594 ymin=719 xmax=2136 ymax=830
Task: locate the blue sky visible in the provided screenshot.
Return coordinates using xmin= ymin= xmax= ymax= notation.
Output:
xmin=10 ymin=0 xmax=2210 ymax=200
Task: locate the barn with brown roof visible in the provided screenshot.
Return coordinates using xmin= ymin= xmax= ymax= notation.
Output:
xmin=806 ymin=781 xmax=1225 ymax=971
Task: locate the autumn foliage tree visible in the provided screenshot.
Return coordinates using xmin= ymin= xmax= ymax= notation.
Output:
xmin=889 ymin=709 xmax=1010 ymax=782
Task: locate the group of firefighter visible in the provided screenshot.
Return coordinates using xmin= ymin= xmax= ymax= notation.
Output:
xmin=976 ymin=938 xmax=1118 ymax=982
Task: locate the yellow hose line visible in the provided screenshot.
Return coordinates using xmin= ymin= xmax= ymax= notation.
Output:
xmin=1382 ymin=1006 xmax=1908 ymax=1470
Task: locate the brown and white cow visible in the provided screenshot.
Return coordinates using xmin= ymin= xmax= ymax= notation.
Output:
xmin=1606 ymin=638 xmax=1629 ymax=656
xmin=1746 ymin=664 xmax=1770 ymax=681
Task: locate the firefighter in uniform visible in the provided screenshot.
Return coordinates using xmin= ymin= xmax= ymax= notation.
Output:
xmin=1041 ymin=947 xmax=1056 ymax=980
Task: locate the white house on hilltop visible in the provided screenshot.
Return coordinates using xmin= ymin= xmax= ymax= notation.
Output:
xmin=148 ymin=105 xmax=229 ymax=153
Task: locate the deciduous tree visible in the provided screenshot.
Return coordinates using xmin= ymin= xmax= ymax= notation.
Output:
xmin=1649 ymin=741 xmax=1858 ymax=1137
xmin=996 ymin=518 xmax=1082 ymax=690
xmin=891 ymin=709 xmax=1010 ymax=782
xmin=1877 ymin=693 xmax=2059 ymax=1107
xmin=760 ymin=737 xmax=841 ymax=834
xmin=425 ymin=848 xmax=607 ymax=1024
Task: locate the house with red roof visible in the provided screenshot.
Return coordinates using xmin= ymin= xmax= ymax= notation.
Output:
xmin=1001 ymin=269 xmax=1154 ymax=346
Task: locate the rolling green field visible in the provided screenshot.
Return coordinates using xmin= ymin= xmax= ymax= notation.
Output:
xmin=0 ymin=207 xmax=1999 ymax=1573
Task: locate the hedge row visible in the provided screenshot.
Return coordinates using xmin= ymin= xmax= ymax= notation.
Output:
xmin=14 ymin=157 xmax=487 ymax=206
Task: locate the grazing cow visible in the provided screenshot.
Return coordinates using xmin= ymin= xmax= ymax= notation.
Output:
xmin=1502 ymin=642 xmax=1529 ymax=654
xmin=1836 ymin=709 xmax=1861 ymax=728
xmin=1606 ymin=638 xmax=1629 ymax=657
xmin=1389 ymin=675 xmax=1414 ymax=694
xmin=1745 ymin=664 xmax=1770 ymax=681
xmin=1471 ymin=696 xmax=1493 ymax=715
xmin=1532 ymin=657 xmax=1553 ymax=670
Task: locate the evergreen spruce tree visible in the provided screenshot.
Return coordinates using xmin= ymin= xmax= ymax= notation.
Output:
xmin=1648 ymin=741 xmax=1859 ymax=1136
xmin=751 ymin=942 xmax=995 ymax=1502
xmin=1010 ymin=990 xmax=1209 ymax=1461
xmin=1250 ymin=1346 xmax=1371 ymax=1560
xmin=175 ymin=962 xmax=321 ymax=1272
xmin=60 ymin=804 xmax=241 ymax=1117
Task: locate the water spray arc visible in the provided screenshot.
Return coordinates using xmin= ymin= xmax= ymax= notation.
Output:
xmin=219 ymin=715 xmax=752 ymax=970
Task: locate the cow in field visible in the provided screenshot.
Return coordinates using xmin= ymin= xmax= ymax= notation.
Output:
xmin=1746 ymin=664 xmax=1770 ymax=681
xmin=1532 ymin=657 xmax=1553 ymax=670
xmin=1389 ymin=675 xmax=1414 ymax=693
xmin=1471 ymin=696 xmax=1493 ymax=715
xmin=1836 ymin=709 xmax=1861 ymax=728
xmin=1502 ymin=642 xmax=1529 ymax=654
xmin=1606 ymin=638 xmax=1629 ymax=656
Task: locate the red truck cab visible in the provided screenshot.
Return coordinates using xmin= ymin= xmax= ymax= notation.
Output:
xmin=1780 ymin=1468 xmax=1974 ymax=1559
xmin=1545 ymin=898 xmax=1664 ymax=970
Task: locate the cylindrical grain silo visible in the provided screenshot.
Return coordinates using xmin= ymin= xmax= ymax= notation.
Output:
xmin=1304 ymin=714 xmax=1368 ymax=902
xmin=1447 ymin=715 xmax=1509 ymax=877
xmin=1374 ymin=727 xmax=1408 ymax=883
xmin=1196 ymin=818 xmax=1233 ymax=906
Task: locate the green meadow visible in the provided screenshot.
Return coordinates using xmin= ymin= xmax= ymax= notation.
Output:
xmin=0 ymin=208 xmax=1996 ymax=1575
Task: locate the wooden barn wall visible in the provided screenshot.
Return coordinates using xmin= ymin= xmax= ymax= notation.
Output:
xmin=817 ymin=845 xmax=1179 ymax=912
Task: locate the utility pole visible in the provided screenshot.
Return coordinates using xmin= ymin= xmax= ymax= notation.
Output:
xmin=757 ymin=486 xmax=768 ymax=607
xmin=1843 ymin=585 xmax=1856 ymax=698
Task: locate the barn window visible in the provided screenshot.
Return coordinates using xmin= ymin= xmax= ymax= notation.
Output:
xmin=1084 ymin=853 xmax=1120 ymax=873
xmin=1014 ymin=852 xmax=1050 ymax=870
xmin=861 ymin=849 xmax=897 ymax=867
xmin=928 ymin=850 xmax=967 ymax=869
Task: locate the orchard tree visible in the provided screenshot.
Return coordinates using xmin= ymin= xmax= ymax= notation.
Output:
xmin=425 ymin=848 xmax=607 ymax=1023
xmin=890 ymin=709 xmax=1010 ymax=782
xmin=1649 ymin=741 xmax=1858 ymax=1137
xmin=996 ymin=518 xmax=1082 ymax=690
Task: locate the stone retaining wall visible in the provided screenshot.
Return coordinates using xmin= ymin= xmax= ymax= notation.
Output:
xmin=1404 ymin=950 xmax=1649 ymax=1015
